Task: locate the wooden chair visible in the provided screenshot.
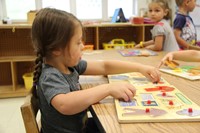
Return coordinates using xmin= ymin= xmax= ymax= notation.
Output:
xmin=21 ymin=93 xmax=41 ymax=133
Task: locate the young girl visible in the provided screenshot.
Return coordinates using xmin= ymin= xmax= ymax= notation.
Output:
xmin=158 ymin=50 xmax=200 ymax=68
xmin=135 ymin=0 xmax=180 ymax=52
xmin=31 ymin=8 xmax=160 ymax=133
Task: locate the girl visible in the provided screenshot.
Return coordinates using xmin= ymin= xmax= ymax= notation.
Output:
xmin=31 ymin=8 xmax=160 ymax=133
xmin=158 ymin=50 xmax=200 ymax=68
xmin=135 ymin=0 xmax=180 ymax=52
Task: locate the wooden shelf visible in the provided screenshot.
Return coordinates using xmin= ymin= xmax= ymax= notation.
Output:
xmin=0 ymin=23 xmax=153 ymax=98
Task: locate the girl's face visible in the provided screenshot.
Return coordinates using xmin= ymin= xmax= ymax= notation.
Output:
xmin=63 ymin=23 xmax=84 ymax=67
xmin=148 ymin=2 xmax=168 ymax=22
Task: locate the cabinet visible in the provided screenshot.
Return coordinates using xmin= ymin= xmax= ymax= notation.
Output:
xmin=84 ymin=23 xmax=153 ymax=49
xmin=0 ymin=23 xmax=153 ymax=98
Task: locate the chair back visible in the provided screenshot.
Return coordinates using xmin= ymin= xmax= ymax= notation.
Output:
xmin=21 ymin=93 xmax=41 ymax=133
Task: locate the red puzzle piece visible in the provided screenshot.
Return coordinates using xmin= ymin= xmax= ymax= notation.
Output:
xmin=145 ymin=86 xmax=175 ymax=92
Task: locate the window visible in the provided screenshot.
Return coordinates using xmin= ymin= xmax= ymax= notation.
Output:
xmin=76 ymin=0 xmax=102 ymax=19
xmin=5 ymin=0 xmax=35 ymax=20
xmin=0 ymin=0 xmax=137 ymax=21
xmin=42 ymin=0 xmax=70 ymax=12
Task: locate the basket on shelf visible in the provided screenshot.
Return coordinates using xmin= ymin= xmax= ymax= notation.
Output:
xmin=103 ymin=39 xmax=135 ymax=50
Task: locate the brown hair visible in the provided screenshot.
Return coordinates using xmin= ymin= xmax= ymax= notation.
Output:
xmin=31 ymin=8 xmax=83 ymax=97
xmin=150 ymin=0 xmax=172 ymax=20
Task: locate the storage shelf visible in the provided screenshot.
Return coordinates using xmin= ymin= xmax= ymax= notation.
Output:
xmin=0 ymin=23 xmax=153 ymax=98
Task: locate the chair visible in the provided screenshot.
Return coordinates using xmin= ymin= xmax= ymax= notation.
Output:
xmin=20 ymin=93 xmax=41 ymax=133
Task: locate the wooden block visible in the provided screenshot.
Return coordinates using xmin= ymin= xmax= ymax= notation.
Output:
xmin=164 ymin=60 xmax=179 ymax=69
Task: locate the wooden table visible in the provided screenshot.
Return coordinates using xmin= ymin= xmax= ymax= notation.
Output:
xmin=80 ymin=50 xmax=200 ymax=133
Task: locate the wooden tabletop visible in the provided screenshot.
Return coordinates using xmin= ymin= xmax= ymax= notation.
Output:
xmin=80 ymin=49 xmax=200 ymax=133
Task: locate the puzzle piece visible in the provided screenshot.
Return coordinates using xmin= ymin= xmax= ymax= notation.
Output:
xmin=122 ymin=108 xmax=167 ymax=117
xmin=164 ymin=60 xmax=179 ymax=69
xmin=176 ymin=109 xmax=200 ymax=117
xmin=145 ymin=86 xmax=175 ymax=92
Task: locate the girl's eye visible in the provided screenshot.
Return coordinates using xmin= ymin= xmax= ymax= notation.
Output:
xmin=78 ymin=41 xmax=82 ymax=45
xmin=155 ymin=9 xmax=160 ymax=12
xmin=149 ymin=10 xmax=152 ymax=12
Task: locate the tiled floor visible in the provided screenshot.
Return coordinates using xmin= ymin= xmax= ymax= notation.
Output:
xmin=0 ymin=97 xmax=26 ymax=133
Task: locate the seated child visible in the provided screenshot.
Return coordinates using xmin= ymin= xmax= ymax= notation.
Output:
xmin=135 ymin=0 xmax=179 ymax=52
xmin=31 ymin=8 xmax=161 ymax=133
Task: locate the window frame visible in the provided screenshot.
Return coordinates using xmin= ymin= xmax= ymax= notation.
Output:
xmin=0 ymin=0 xmax=137 ymax=22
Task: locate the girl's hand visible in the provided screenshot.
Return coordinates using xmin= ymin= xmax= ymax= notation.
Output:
xmin=158 ymin=53 xmax=174 ymax=68
xmin=108 ymin=82 xmax=136 ymax=102
xmin=139 ymin=65 xmax=161 ymax=83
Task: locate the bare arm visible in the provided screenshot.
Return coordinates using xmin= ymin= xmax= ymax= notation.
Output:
xmin=51 ymin=82 xmax=136 ymax=115
xmin=145 ymin=35 xmax=164 ymax=51
xmin=158 ymin=50 xmax=200 ymax=68
xmin=170 ymin=50 xmax=200 ymax=61
xmin=135 ymin=40 xmax=154 ymax=48
xmin=84 ymin=60 xmax=160 ymax=82
xmin=174 ymin=29 xmax=188 ymax=49
xmin=51 ymin=60 xmax=160 ymax=115
xmin=174 ymin=29 xmax=200 ymax=50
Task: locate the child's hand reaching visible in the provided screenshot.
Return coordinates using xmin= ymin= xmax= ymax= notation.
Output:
xmin=158 ymin=52 xmax=174 ymax=68
xmin=108 ymin=82 xmax=136 ymax=102
xmin=138 ymin=65 xmax=161 ymax=83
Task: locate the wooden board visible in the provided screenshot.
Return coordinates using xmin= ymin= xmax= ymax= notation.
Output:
xmin=108 ymin=72 xmax=200 ymax=123
xmin=160 ymin=65 xmax=200 ymax=80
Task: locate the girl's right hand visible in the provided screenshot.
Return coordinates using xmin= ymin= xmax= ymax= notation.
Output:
xmin=107 ymin=82 xmax=136 ymax=102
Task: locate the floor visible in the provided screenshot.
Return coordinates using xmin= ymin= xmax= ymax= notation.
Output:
xmin=0 ymin=97 xmax=93 ymax=133
xmin=0 ymin=97 xmax=26 ymax=133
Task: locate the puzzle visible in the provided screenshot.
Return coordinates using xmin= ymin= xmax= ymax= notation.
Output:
xmin=160 ymin=64 xmax=200 ymax=80
xmin=108 ymin=72 xmax=200 ymax=123
xmin=118 ymin=49 xmax=157 ymax=57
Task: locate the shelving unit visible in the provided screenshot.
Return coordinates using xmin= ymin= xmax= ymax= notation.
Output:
xmin=0 ymin=23 xmax=153 ymax=98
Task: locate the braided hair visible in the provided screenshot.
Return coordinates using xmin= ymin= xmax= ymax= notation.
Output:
xmin=31 ymin=8 xmax=83 ymax=97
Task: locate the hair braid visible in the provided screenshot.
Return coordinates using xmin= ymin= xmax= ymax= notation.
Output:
xmin=31 ymin=53 xmax=43 ymax=97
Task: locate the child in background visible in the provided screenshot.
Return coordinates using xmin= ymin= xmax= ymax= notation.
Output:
xmin=158 ymin=50 xmax=200 ymax=68
xmin=174 ymin=0 xmax=200 ymax=50
xmin=135 ymin=0 xmax=180 ymax=52
xmin=31 ymin=8 xmax=160 ymax=133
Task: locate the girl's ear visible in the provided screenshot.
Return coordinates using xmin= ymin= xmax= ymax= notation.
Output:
xmin=52 ymin=49 xmax=62 ymax=56
xmin=164 ymin=9 xmax=169 ymax=16
xmin=185 ymin=0 xmax=191 ymax=5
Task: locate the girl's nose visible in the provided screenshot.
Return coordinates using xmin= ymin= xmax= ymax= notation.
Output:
xmin=81 ymin=42 xmax=85 ymax=50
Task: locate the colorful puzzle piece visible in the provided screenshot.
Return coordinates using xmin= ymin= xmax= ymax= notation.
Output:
xmin=164 ymin=60 xmax=179 ymax=69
